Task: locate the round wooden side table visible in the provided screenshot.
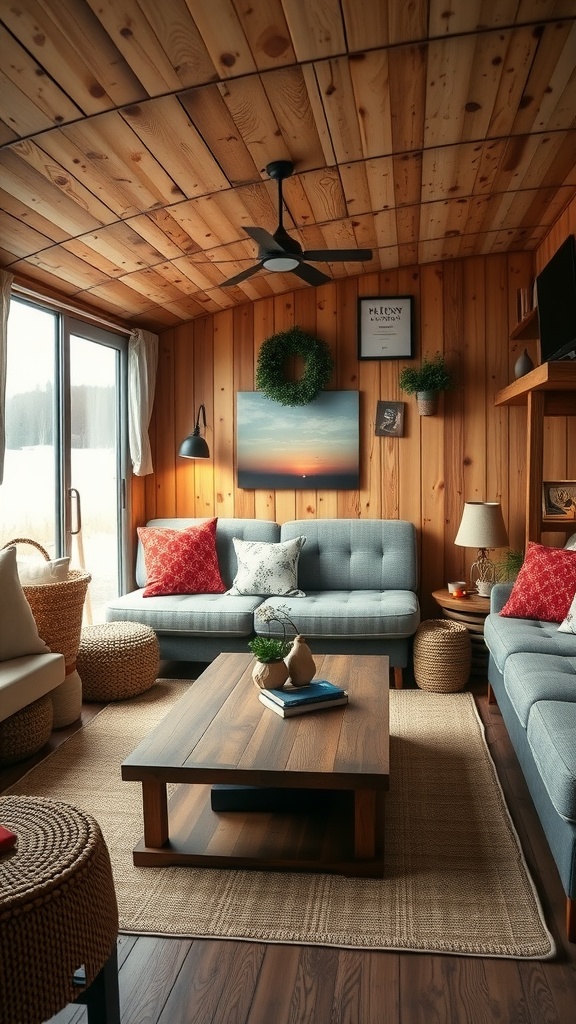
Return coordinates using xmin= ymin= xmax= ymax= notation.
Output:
xmin=431 ymin=588 xmax=491 ymax=676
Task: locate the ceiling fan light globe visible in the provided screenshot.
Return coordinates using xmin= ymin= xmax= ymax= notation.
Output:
xmin=263 ymin=255 xmax=300 ymax=272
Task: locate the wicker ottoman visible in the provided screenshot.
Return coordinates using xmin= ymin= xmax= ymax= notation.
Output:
xmin=413 ymin=618 xmax=472 ymax=693
xmin=77 ymin=621 xmax=160 ymax=701
xmin=0 ymin=694 xmax=53 ymax=766
xmin=0 ymin=795 xmax=119 ymax=1024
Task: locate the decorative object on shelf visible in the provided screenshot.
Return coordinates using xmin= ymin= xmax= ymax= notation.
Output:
xmin=375 ymin=400 xmax=404 ymax=437
xmin=252 ymin=604 xmax=315 ymax=688
xmin=542 ymin=480 xmax=576 ymax=519
xmin=399 ymin=353 xmax=453 ymax=415
xmin=178 ymin=404 xmax=210 ymax=459
xmin=517 ymin=287 xmax=532 ymax=322
xmin=514 ymin=348 xmax=535 ymax=379
xmin=358 ymin=296 xmax=414 ymax=359
xmin=237 ymin=390 xmax=359 ymax=490
xmin=454 ymin=502 xmax=509 ymax=596
xmin=255 ymin=326 xmax=334 ymax=406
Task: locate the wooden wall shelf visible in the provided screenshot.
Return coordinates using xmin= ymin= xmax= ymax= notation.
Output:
xmin=509 ymin=308 xmax=539 ymax=342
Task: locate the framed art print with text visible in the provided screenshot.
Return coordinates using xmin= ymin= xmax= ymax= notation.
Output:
xmin=358 ymin=296 xmax=414 ymax=360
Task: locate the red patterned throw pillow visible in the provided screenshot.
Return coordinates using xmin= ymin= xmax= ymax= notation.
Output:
xmin=138 ymin=519 xmax=225 ymax=597
xmin=500 ymin=541 xmax=576 ymax=623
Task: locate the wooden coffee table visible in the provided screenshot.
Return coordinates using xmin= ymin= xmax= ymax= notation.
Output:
xmin=122 ymin=651 xmax=390 ymax=877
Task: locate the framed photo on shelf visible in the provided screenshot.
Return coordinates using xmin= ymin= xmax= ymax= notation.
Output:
xmin=375 ymin=401 xmax=405 ymax=437
xmin=542 ymin=480 xmax=576 ymax=519
xmin=358 ymin=296 xmax=414 ymax=360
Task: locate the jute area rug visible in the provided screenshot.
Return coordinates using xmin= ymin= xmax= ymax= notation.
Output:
xmin=7 ymin=680 xmax=555 ymax=959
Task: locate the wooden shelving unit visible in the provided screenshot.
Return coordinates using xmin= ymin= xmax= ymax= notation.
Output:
xmin=495 ymin=362 xmax=576 ymax=544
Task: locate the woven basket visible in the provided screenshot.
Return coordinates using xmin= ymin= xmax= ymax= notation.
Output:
xmin=413 ymin=618 xmax=472 ymax=693
xmin=4 ymin=538 xmax=91 ymax=672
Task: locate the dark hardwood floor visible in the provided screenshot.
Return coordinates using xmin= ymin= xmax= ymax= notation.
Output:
xmin=2 ymin=663 xmax=575 ymax=1024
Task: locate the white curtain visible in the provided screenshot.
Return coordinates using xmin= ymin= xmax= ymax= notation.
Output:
xmin=0 ymin=270 xmax=14 ymax=486
xmin=128 ymin=328 xmax=159 ymax=476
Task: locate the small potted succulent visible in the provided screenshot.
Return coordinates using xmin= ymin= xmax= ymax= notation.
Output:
xmin=399 ymin=353 xmax=454 ymax=415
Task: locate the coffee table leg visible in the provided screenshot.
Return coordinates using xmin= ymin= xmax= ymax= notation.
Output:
xmin=354 ymin=789 xmax=377 ymax=859
xmin=142 ymin=779 xmax=168 ymax=848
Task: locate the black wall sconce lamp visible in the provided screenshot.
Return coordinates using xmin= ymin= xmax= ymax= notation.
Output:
xmin=178 ymin=404 xmax=210 ymax=459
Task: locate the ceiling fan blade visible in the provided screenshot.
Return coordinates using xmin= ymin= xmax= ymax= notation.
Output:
xmin=291 ymin=262 xmax=332 ymax=286
xmin=243 ymin=226 xmax=284 ymax=252
xmin=221 ymin=262 xmax=264 ymax=287
xmin=303 ymin=248 xmax=373 ymax=262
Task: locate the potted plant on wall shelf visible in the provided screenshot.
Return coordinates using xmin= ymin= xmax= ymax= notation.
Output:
xmin=399 ymin=353 xmax=454 ymax=415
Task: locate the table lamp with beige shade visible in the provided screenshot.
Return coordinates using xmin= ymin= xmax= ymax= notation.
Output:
xmin=454 ymin=502 xmax=509 ymax=596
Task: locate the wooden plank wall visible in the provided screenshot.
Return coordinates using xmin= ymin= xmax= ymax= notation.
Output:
xmin=133 ymin=246 xmax=576 ymax=618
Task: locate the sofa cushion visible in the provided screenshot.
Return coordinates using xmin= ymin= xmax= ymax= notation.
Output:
xmin=0 ymin=652 xmax=65 ymax=724
xmin=105 ymin=589 xmax=262 ymax=637
xmin=527 ymin=701 xmax=576 ymax=823
xmin=135 ymin=518 xmax=281 ymax=589
xmin=280 ymin=519 xmax=418 ymax=592
xmin=138 ymin=518 xmax=225 ymax=597
xmin=0 ymin=547 xmax=50 ymax=661
xmin=228 ymin=536 xmax=306 ymax=597
xmin=255 ymin=591 xmax=420 ymax=640
xmin=503 ymin=653 xmax=576 ymax=727
xmin=500 ymin=541 xmax=576 ymax=623
xmin=484 ymin=612 xmax=576 ymax=673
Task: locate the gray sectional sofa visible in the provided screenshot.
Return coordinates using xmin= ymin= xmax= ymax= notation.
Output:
xmin=105 ymin=517 xmax=420 ymax=687
xmin=484 ymin=584 xmax=576 ymax=942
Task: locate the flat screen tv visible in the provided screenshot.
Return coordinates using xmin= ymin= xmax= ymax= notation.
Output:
xmin=536 ymin=234 xmax=576 ymax=363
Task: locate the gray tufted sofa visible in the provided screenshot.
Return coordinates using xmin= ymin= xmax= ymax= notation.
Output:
xmin=484 ymin=583 xmax=576 ymax=942
xmin=105 ymin=517 xmax=420 ymax=687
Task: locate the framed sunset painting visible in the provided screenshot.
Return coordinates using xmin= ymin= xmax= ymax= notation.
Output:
xmin=236 ymin=391 xmax=359 ymax=489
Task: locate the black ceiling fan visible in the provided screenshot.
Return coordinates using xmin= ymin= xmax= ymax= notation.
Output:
xmin=222 ymin=161 xmax=372 ymax=287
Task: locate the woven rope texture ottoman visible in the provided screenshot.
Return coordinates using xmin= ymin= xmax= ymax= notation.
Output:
xmin=0 ymin=694 xmax=53 ymax=767
xmin=77 ymin=620 xmax=160 ymax=701
xmin=413 ymin=618 xmax=472 ymax=692
xmin=0 ymin=795 xmax=119 ymax=1024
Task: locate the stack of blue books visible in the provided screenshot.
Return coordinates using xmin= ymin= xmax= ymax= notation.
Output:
xmin=259 ymin=679 xmax=348 ymax=717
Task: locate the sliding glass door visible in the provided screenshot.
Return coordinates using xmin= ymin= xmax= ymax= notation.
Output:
xmin=1 ymin=300 xmax=129 ymax=622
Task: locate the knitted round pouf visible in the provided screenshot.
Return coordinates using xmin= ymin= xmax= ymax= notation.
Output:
xmin=0 ymin=694 xmax=53 ymax=766
xmin=413 ymin=618 xmax=472 ymax=693
xmin=0 ymin=795 xmax=119 ymax=1024
xmin=77 ymin=621 xmax=160 ymax=701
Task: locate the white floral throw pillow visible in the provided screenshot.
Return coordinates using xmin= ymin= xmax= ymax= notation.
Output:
xmin=558 ymin=590 xmax=576 ymax=633
xmin=227 ymin=537 xmax=306 ymax=596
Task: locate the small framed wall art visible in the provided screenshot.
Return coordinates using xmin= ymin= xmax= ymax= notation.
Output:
xmin=358 ymin=296 xmax=414 ymax=360
xmin=375 ymin=401 xmax=405 ymax=437
xmin=542 ymin=481 xmax=576 ymax=519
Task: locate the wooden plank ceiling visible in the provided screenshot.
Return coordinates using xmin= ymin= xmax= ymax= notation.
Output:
xmin=1 ymin=0 xmax=576 ymax=331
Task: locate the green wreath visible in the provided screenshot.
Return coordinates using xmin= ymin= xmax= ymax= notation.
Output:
xmin=255 ymin=326 xmax=334 ymax=406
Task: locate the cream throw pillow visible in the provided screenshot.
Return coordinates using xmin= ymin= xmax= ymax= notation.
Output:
xmin=227 ymin=537 xmax=306 ymax=597
xmin=17 ymin=556 xmax=70 ymax=585
xmin=0 ymin=546 xmax=50 ymax=659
